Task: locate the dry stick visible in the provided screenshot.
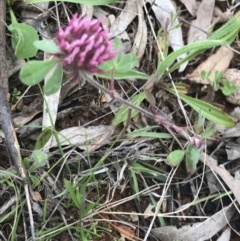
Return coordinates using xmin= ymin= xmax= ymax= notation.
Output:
xmin=0 ymin=0 xmax=8 ymax=94
xmin=0 ymin=2 xmax=36 ymax=240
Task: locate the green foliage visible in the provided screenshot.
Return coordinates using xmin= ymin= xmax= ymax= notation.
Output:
xmin=64 ymin=178 xmax=95 ymax=216
xmin=166 ymin=150 xmax=185 ymax=167
xmin=194 ymin=110 xmax=205 ymax=134
xmin=96 ymin=69 xmax=148 ymax=79
xmin=201 ymin=122 xmax=217 ymax=138
xmin=128 ymin=128 xmax=172 ymax=139
xmin=157 ymin=40 xmax=224 ymax=79
xmin=185 ymin=144 xmax=201 ymax=174
xmin=35 ymin=128 xmax=52 ymax=149
xmin=200 ymin=70 xmax=237 ymax=96
xmin=64 ymin=179 xmax=83 ymax=211
xmin=44 ymin=63 xmax=63 ymax=96
xmin=169 ymin=11 xmax=182 ymax=30
xmin=128 ymin=168 xmax=140 ymax=201
xmin=11 ymin=88 xmax=21 ymax=104
xmin=33 ymin=40 xmax=61 ymax=54
xmin=129 ymin=161 xmax=168 ymax=182
xmin=19 ymin=37 xmax=147 ymax=96
xmin=20 ymin=60 xmax=58 ymax=85
xmin=8 ymin=8 xmax=39 ymax=58
xmin=165 ymin=111 xmax=216 ymax=173
xmin=222 ymin=80 xmax=237 ymax=96
xmin=97 ymin=38 xmax=148 ymax=80
xmin=168 ymin=88 xmax=236 ymax=127
xmin=112 ymin=92 xmax=146 ymax=126
xmin=19 ymin=59 xmax=63 ymax=96
xmin=157 ymin=11 xmax=240 ymax=78
xmin=8 ymin=22 xmax=39 ymax=58
xmin=28 ymin=150 xmax=49 ymax=172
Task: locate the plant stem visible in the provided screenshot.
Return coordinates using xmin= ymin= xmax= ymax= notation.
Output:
xmin=85 ymin=73 xmax=203 ymax=148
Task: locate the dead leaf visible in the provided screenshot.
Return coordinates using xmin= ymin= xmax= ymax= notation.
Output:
xmin=224 ymin=69 xmax=240 ymax=105
xmin=188 ymin=0 xmax=215 ymax=43
xmin=186 ymin=46 xmax=234 ymax=84
xmin=213 ymin=8 xmax=233 ymax=23
xmin=109 ymin=0 xmax=138 ymax=38
xmin=80 ymin=4 xmax=93 ymax=18
xmin=43 ymin=125 xmax=115 ymax=152
xmin=226 ymin=143 xmax=240 ymax=160
xmin=206 ymin=167 xmax=224 ymax=193
xmin=13 ymin=96 xmax=44 ymax=126
xmin=93 ymin=7 xmax=110 ymax=27
xmin=131 ymin=1 xmax=147 ymax=66
xmin=143 ymin=203 xmax=154 ymax=219
xmin=117 ymin=224 xmax=135 ymax=239
xmin=151 ymin=203 xmax=236 ymax=241
xmin=149 ymin=0 xmax=188 ymax=72
xmin=21 ymin=3 xmax=49 ymax=33
xmin=32 ymin=191 xmax=42 ymax=202
xmin=32 ymin=202 xmax=43 ymax=217
xmin=222 ymin=122 xmax=240 ymax=139
xmin=179 ymin=0 xmax=198 ymax=17
xmin=130 ymin=212 xmax=139 ymax=222
xmin=200 ymin=152 xmax=240 ymax=205
xmin=217 ymin=227 xmax=231 ymax=241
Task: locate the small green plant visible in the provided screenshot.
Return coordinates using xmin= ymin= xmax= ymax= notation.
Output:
xmin=165 ymin=111 xmax=217 ymax=173
xmin=200 ymin=70 xmax=237 ymax=96
xmin=11 ymin=87 xmax=21 ymax=104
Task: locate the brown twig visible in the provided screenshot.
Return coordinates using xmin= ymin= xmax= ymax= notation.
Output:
xmin=0 ymin=0 xmax=8 ymax=94
xmin=0 ymin=2 xmax=36 ymax=240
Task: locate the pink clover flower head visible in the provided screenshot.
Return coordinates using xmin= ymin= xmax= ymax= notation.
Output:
xmin=56 ymin=14 xmax=116 ymax=74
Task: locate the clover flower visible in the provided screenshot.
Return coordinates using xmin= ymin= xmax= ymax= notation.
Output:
xmin=56 ymin=14 xmax=116 ymax=74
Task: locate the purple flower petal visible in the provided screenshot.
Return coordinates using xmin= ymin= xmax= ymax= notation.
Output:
xmin=56 ymin=14 xmax=116 ymax=74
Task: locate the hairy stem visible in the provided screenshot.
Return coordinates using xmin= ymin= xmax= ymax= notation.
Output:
xmin=85 ymin=73 xmax=203 ymax=148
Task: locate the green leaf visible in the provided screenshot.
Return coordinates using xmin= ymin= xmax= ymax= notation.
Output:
xmin=166 ymin=150 xmax=185 ymax=167
xmin=129 ymin=169 xmax=140 ymax=201
xmin=215 ymin=71 xmax=224 ymax=82
xmin=209 ymin=11 xmax=240 ymax=42
xmin=99 ymin=59 xmax=115 ymax=72
xmin=194 ymin=110 xmax=205 ymax=134
xmin=130 ymin=162 xmax=167 ymax=181
xmin=20 ymin=60 xmax=58 ymax=86
xmin=112 ymin=38 xmax=123 ymax=65
xmin=29 ymin=150 xmax=48 ymax=172
xmin=128 ymin=131 xmax=172 ymax=139
xmin=8 ymin=23 xmax=39 ymax=58
xmin=202 ymin=122 xmax=217 ymax=138
xmin=158 ymin=12 xmax=240 ymax=77
xmin=25 ymin=0 xmax=118 ymax=5
xmin=29 ymin=174 xmax=41 ymax=186
xmin=185 ymin=144 xmax=200 ymax=174
xmin=116 ymin=53 xmax=138 ymax=72
xmin=34 ymin=40 xmax=60 ymax=54
xmin=44 ymin=64 xmax=63 ymax=96
xmin=35 ymin=129 xmax=52 ymax=149
xmin=113 ymin=92 xmax=146 ymax=126
xmin=200 ymin=70 xmax=207 ymax=79
xmin=157 ymin=40 xmax=225 ymax=79
xmin=168 ymin=90 xmax=236 ymax=127
xmin=96 ymin=69 xmax=148 ymax=79
xmin=222 ymin=80 xmax=237 ymax=96
xmin=64 ymin=179 xmax=79 ymax=209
